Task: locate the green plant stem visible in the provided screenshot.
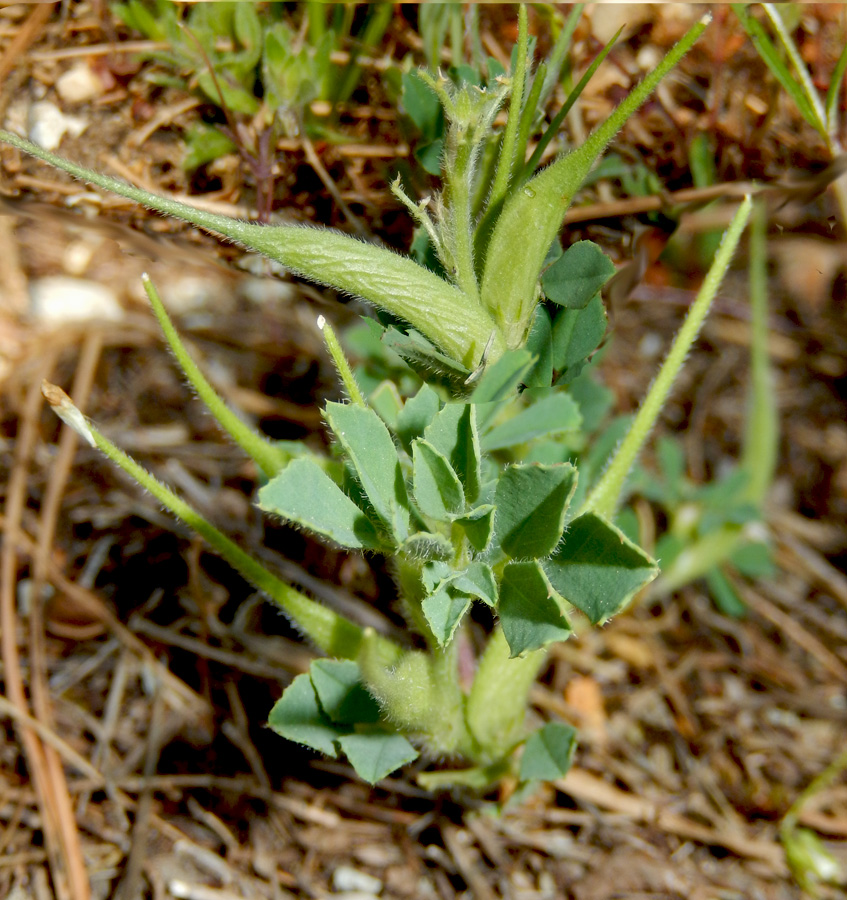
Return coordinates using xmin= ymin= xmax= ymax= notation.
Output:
xmin=336 ymin=2 xmax=393 ymax=105
xmin=583 ymin=195 xmax=753 ymax=520
xmin=448 ymin=132 xmax=482 ymax=303
xmin=449 ymin=4 xmax=463 ymax=69
xmin=466 ymin=628 xmax=547 ymax=762
xmin=481 ymin=15 xmax=710 ymax=346
xmin=521 ymin=25 xmax=624 ymax=182
xmin=538 ymin=3 xmax=584 ymax=110
xmin=486 ymin=5 xmax=529 ymax=215
xmin=0 ymin=129 xmax=501 ymax=369
xmin=762 ymin=4 xmax=827 ymax=135
xmin=142 ymin=274 xmax=288 ymax=479
xmin=42 ymin=382 xmax=393 ymax=660
xmin=741 ymin=201 xmax=777 ymax=504
xmin=514 ymin=60 xmax=546 ymax=171
xmin=652 ymin=525 xmax=744 ymax=595
xmin=781 ymin=743 xmax=847 ymax=835
xmin=317 ymin=315 xmax=365 ymax=407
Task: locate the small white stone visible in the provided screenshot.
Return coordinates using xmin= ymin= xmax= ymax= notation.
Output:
xmin=159 ymin=274 xmax=230 ymax=315
xmin=331 ymin=865 xmax=382 ymax=895
xmin=638 ymin=332 xmax=663 ymax=360
xmin=30 ymin=276 xmax=123 ymax=323
xmin=56 ymin=63 xmax=103 ymax=104
xmin=27 ymin=100 xmax=88 ymax=150
xmin=241 ymin=275 xmax=295 ymax=305
xmin=636 ymin=45 xmax=660 ymax=72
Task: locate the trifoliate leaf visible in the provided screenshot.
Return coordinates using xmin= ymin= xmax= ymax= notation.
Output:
xmin=423 ymin=586 xmax=472 ymax=646
xmin=396 ymin=383 xmax=441 ymax=451
xmin=494 ymin=463 xmax=577 ymax=559
xmin=267 ymin=674 xmax=340 ymax=757
xmin=412 ymin=439 xmax=465 ymax=521
xmin=309 ymin=659 xmax=381 ymax=725
xmin=519 ymin=721 xmax=577 ymax=781
xmin=455 ymin=504 xmax=495 ymax=552
xmin=338 ymin=732 xmax=419 ymax=785
xmin=482 ymin=389 xmax=581 ymax=451
xmin=541 ymin=240 xmax=616 ymax=309
xmin=258 ymin=458 xmax=382 ymax=550
xmin=499 ymin=561 xmax=572 ymax=657
xmin=424 ymin=402 xmax=482 ymax=504
xmin=324 ymin=402 xmax=410 ymax=543
xmin=450 ymin=561 xmax=498 ymax=606
xmin=543 ymin=512 xmax=658 ymax=624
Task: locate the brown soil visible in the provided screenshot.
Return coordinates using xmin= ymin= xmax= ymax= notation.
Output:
xmin=1 ymin=4 xmax=846 ymax=899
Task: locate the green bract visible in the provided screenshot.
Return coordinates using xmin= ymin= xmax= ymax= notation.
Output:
xmin=10 ymin=8 xmax=756 ymax=791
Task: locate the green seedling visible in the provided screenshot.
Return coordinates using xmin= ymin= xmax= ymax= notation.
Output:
xmin=4 ymin=10 xmax=754 ymax=790
xmin=112 ymin=0 xmax=393 ymax=200
xmin=733 ymin=3 xmax=847 ymax=225
xmin=780 ymin=744 xmax=847 ymax=896
xmin=636 ymin=200 xmax=778 ymax=616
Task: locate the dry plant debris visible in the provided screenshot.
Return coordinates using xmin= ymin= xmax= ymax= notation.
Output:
xmin=1 ymin=3 xmax=846 ymax=899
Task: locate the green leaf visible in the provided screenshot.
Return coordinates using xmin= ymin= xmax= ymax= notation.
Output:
xmin=499 ymin=561 xmax=572 ymax=657
xmin=267 ymin=674 xmax=340 ymax=757
xmin=396 ymin=383 xmax=441 ymax=451
xmin=421 ymin=561 xmax=452 ymax=592
xmin=183 ymin=124 xmax=236 ymax=171
xmin=381 ymin=327 xmax=472 ymax=389
xmin=423 ymin=585 xmax=472 ymax=646
xmin=324 ymin=402 xmax=410 ymax=543
xmin=732 ymin=5 xmax=824 ymax=135
xmin=480 ymin=16 xmax=708 ymax=346
xmin=401 ymin=532 xmax=453 ymax=560
xmin=519 ymin=721 xmax=577 ymax=781
xmin=414 ymin=140 xmax=445 ymax=177
xmin=424 ymin=403 xmax=482 ymax=504
xmin=368 ymin=381 xmax=403 ymax=431
xmin=541 ymin=241 xmax=616 ymax=309
xmin=706 ymin=567 xmax=747 ymax=619
xmin=403 ymin=70 xmax=444 ymax=138
xmin=258 ymin=458 xmax=382 ymax=551
xmin=413 ymin=440 xmax=465 ymax=521
xmin=482 ymin=389 xmax=581 ymax=451
xmin=196 ymin=69 xmax=260 ymax=116
xmin=337 ymin=732 xmax=419 ymax=785
xmin=309 ymin=659 xmax=382 ymax=725
xmin=543 ymin=513 xmax=658 ymax=624
xmin=524 ymin=305 xmax=553 ymax=388
xmin=731 ymin=541 xmax=776 ymax=579
xmin=825 ymin=40 xmax=847 ymax=131
xmin=551 ymin=294 xmax=607 ymax=379
xmin=567 ymin=370 xmax=614 ymax=433
xmin=450 ymin=561 xmax=498 ymax=606
xmin=233 ymin=1 xmax=262 ymax=61
xmin=0 ymin=130 xmax=502 ymax=371
xmin=494 ymin=464 xmax=578 ymax=559
xmin=469 ymin=349 xmax=534 ymax=405
xmin=455 ymin=505 xmax=495 ymax=553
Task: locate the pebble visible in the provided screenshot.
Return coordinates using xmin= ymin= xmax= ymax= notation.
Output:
xmin=241 ymin=274 xmax=296 ymax=305
xmin=29 ymin=275 xmax=123 ymax=323
xmin=331 ymin=865 xmax=383 ymax=895
xmin=56 ymin=63 xmax=104 ymax=104
xmin=27 ymin=100 xmax=88 ymax=150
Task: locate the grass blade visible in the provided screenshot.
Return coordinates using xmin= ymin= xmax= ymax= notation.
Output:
xmin=732 ymin=5 xmax=825 ymax=136
xmin=582 ymin=196 xmax=753 ymax=519
xmin=142 ymin=275 xmax=288 ymax=479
